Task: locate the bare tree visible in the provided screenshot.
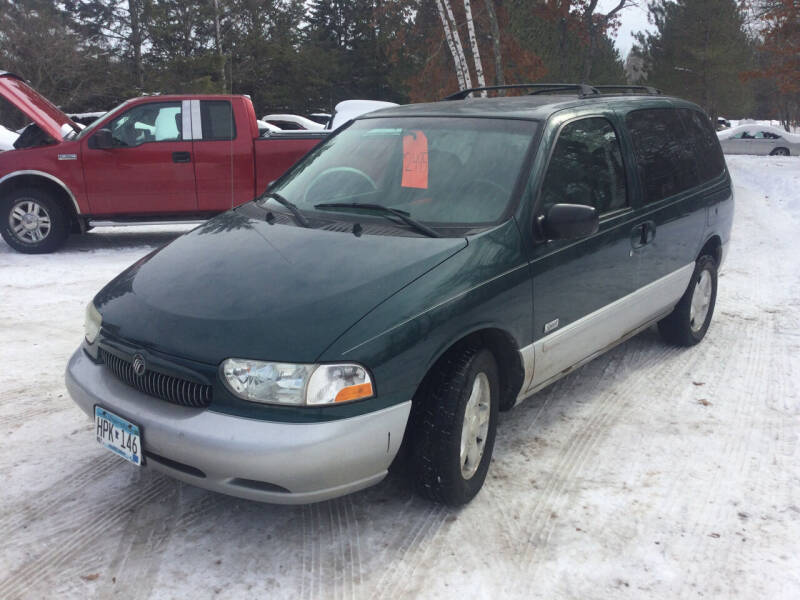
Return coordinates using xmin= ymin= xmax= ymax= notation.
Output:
xmin=463 ymin=0 xmax=487 ymax=95
xmin=483 ymin=0 xmax=505 ymax=88
xmin=436 ymin=0 xmax=469 ymax=89
xmin=581 ymin=0 xmax=636 ymax=81
xmin=437 ymin=0 xmax=474 ymax=90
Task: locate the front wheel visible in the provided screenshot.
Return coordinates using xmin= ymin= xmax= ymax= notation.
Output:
xmin=1 ymin=188 xmax=70 ymax=253
xmin=658 ymin=255 xmax=718 ymax=346
xmin=770 ymin=147 xmax=790 ymax=156
xmin=409 ymin=346 xmax=499 ymax=505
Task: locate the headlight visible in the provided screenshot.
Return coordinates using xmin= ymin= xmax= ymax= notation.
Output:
xmin=84 ymin=302 xmax=102 ymax=344
xmin=221 ymin=359 xmax=374 ymax=406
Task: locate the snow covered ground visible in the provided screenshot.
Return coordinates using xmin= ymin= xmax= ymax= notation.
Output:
xmin=1 ymin=156 xmax=799 ymax=599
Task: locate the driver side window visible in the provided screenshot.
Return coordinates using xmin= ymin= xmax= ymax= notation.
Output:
xmin=540 ymin=117 xmax=628 ymax=216
xmin=108 ymin=102 xmax=183 ymax=147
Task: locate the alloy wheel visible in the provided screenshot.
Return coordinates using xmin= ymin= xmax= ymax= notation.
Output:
xmin=460 ymin=372 xmax=491 ymax=480
xmin=9 ymin=199 xmax=51 ymax=243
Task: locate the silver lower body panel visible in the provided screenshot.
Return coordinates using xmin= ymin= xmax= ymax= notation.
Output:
xmin=65 ymin=349 xmax=411 ymax=504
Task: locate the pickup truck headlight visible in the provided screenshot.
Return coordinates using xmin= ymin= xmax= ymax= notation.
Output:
xmin=221 ymin=359 xmax=374 ymax=406
xmin=84 ymin=302 xmax=102 ymax=344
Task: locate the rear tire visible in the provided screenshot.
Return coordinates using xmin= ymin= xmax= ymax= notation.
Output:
xmin=770 ymin=147 xmax=790 ymax=156
xmin=1 ymin=187 xmax=70 ymax=253
xmin=409 ymin=346 xmax=499 ymax=505
xmin=658 ymin=255 xmax=718 ymax=346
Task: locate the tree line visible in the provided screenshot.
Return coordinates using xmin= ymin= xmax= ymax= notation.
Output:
xmin=0 ymin=0 xmax=797 ymax=128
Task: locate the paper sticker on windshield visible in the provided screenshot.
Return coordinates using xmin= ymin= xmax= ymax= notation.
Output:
xmin=402 ymin=130 xmax=428 ymax=189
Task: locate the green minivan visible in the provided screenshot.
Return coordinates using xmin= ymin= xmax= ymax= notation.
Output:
xmin=66 ymin=84 xmax=733 ymax=506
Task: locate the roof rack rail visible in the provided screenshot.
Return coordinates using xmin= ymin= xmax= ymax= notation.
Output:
xmin=592 ymin=85 xmax=662 ymax=95
xmin=444 ymin=83 xmax=600 ymax=100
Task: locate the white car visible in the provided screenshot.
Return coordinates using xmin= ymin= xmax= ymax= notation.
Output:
xmin=261 ymin=114 xmax=324 ymax=131
xmin=718 ymin=124 xmax=799 ymax=156
xmin=327 ymin=100 xmax=399 ymax=130
xmin=0 ymin=124 xmax=18 ymax=151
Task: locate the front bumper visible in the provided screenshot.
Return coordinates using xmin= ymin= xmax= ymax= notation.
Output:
xmin=65 ymin=349 xmax=411 ymax=504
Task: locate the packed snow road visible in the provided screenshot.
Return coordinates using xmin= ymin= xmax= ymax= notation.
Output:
xmin=1 ymin=156 xmax=798 ymax=599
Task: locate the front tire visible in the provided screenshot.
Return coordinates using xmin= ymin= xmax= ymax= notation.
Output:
xmin=770 ymin=147 xmax=790 ymax=156
xmin=658 ymin=255 xmax=718 ymax=346
xmin=1 ymin=187 xmax=70 ymax=253
xmin=409 ymin=346 xmax=499 ymax=505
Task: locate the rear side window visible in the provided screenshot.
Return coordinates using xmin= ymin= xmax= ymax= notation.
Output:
xmin=625 ymin=109 xmax=698 ymax=203
xmin=679 ymin=109 xmax=725 ymax=183
xmin=201 ymin=100 xmax=236 ymax=141
xmin=540 ymin=117 xmax=628 ymax=215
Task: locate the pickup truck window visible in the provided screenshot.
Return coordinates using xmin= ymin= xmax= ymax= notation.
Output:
xmin=626 ymin=108 xmax=698 ymax=204
xmin=269 ymin=117 xmax=537 ymax=229
xmin=108 ymin=101 xmax=182 ymax=147
xmin=201 ymin=100 xmax=236 ymax=141
xmin=539 ymin=117 xmax=627 ymax=215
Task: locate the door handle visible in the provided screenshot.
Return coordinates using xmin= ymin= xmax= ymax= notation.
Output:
xmin=630 ymin=221 xmax=656 ymax=249
xmin=630 ymin=224 xmax=646 ymax=249
xmin=642 ymin=221 xmax=656 ymax=244
xmin=172 ymin=151 xmax=191 ymax=163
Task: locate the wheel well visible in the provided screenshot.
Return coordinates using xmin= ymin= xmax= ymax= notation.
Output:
xmin=418 ymin=329 xmax=524 ymax=412
xmin=699 ymin=235 xmax=722 ymax=266
xmin=0 ymin=174 xmax=80 ymax=230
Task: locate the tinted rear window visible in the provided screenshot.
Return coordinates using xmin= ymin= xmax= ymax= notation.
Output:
xmin=679 ymin=108 xmax=725 ymax=183
xmin=625 ymin=108 xmax=698 ymax=203
xmin=201 ymin=100 xmax=236 ymax=141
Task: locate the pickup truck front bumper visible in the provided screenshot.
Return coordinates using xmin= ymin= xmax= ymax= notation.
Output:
xmin=65 ymin=349 xmax=410 ymax=504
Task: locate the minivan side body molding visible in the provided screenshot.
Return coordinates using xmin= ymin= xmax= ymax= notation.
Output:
xmin=516 ymin=262 xmax=694 ymax=403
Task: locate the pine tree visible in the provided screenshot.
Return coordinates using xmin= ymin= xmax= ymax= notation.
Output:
xmin=635 ymin=0 xmax=754 ymax=121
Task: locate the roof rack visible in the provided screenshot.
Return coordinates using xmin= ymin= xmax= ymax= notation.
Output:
xmin=593 ymin=85 xmax=662 ymax=95
xmin=444 ymin=83 xmax=599 ymax=100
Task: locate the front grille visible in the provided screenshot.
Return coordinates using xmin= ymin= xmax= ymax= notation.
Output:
xmin=100 ymin=349 xmax=212 ymax=408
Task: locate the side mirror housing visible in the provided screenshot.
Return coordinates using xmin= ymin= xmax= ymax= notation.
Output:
xmin=90 ymin=128 xmax=114 ymax=149
xmin=538 ymin=203 xmax=599 ymax=241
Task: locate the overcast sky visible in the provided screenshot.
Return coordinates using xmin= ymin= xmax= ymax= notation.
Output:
xmin=599 ymin=0 xmax=654 ymax=58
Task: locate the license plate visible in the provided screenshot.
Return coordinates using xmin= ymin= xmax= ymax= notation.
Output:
xmin=94 ymin=406 xmax=142 ymax=466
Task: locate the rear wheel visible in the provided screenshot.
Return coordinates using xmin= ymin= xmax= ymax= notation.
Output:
xmin=1 ymin=187 xmax=70 ymax=253
xmin=770 ymin=147 xmax=790 ymax=156
xmin=658 ymin=255 xmax=718 ymax=346
xmin=409 ymin=346 xmax=499 ymax=505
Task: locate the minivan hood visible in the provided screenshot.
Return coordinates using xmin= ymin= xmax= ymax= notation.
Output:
xmin=0 ymin=72 xmax=79 ymax=142
xmin=95 ymin=210 xmax=468 ymax=364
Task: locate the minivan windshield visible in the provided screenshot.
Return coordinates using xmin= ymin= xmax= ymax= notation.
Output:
xmin=266 ymin=117 xmax=537 ymax=229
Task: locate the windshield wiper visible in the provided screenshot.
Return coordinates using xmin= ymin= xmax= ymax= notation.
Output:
xmin=261 ymin=192 xmax=311 ymax=228
xmin=313 ymin=202 xmax=440 ymax=238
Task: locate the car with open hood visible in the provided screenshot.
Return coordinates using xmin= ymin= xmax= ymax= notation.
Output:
xmin=0 ymin=71 xmax=325 ymax=253
xmin=66 ymin=84 xmax=733 ymax=506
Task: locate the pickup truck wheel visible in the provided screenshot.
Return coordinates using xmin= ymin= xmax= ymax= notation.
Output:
xmin=658 ymin=255 xmax=718 ymax=346
xmin=1 ymin=188 xmax=70 ymax=253
xmin=410 ymin=346 xmax=499 ymax=505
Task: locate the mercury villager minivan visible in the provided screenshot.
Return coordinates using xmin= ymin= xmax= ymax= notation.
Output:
xmin=66 ymin=84 xmax=734 ymax=506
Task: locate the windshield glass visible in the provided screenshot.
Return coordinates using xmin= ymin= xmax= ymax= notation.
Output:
xmin=268 ymin=117 xmax=537 ymax=228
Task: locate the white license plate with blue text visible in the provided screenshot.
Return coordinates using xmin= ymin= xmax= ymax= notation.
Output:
xmin=94 ymin=406 xmax=142 ymax=466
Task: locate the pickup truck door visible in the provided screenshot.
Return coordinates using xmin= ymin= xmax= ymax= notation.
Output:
xmin=191 ymin=99 xmax=256 ymax=211
xmin=82 ymin=100 xmax=197 ymax=215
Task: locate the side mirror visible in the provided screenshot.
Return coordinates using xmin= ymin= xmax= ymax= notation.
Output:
xmin=90 ymin=128 xmax=114 ymax=149
xmin=538 ymin=203 xmax=599 ymax=241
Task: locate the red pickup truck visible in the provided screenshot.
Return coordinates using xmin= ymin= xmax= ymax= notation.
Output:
xmin=0 ymin=71 xmax=326 ymax=253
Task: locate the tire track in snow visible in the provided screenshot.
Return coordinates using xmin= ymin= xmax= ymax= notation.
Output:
xmin=512 ymin=332 xmax=682 ymax=584
xmin=368 ymin=501 xmax=449 ymax=600
xmin=0 ymin=453 xmax=119 ymax=533
xmin=0 ymin=473 xmax=173 ymax=600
